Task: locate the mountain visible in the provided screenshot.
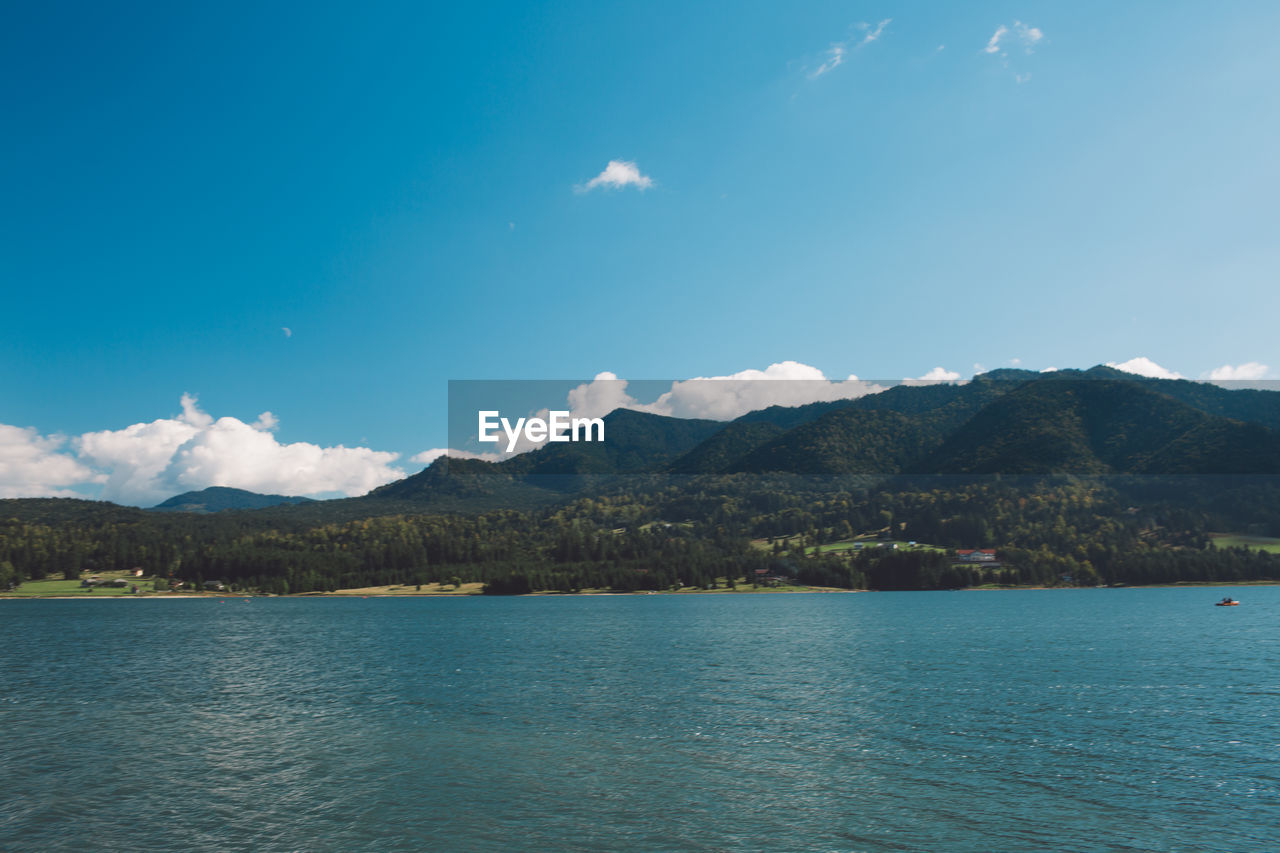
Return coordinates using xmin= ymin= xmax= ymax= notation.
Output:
xmin=150 ymin=487 xmax=316 ymax=513
xmin=669 ymin=421 xmax=788 ymax=474
xmin=668 ymin=369 xmax=1280 ymax=478
xmin=363 ymin=457 xmax=564 ymax=509
xmin=500 ymin=408 xmax=723 ymax=476
xmin=356 ymin=369 xmax=1280 ymax=507
xmin=366 ymin=408 xmax=723 ymax=505
xmin=915 ymin=379 xmax=1280 ymax=475
xmin=1075 ymin=365 xmax=1280 ymax=431
xmin=9 ymin=368 xmax=1280 ymax=596
xmin=728 ymin=409 xmax=942 ymax=475
xmin=672 ymin=374 xmax=1015 ymax=476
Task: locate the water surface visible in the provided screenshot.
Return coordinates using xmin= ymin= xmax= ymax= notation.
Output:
xmin=2 ymin=589 xmax=1278 ymax=851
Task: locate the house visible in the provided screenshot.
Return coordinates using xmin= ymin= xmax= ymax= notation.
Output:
xmin=754 ymin=568 xmax=790 ymax=587
xmin=956 ymin=549 xmax=997 ymax=562
xmin=203 ymin=580 xmax=227 ymax=591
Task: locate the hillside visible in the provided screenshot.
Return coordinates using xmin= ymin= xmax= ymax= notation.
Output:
xmin=362 ymin=368 xmax=1280 ymax=502
xmin=150 ymin=486 xmax=316 ymax=513
xmin=6 ymin=367 xmax=1280 ymax=596
xmin=916 ymin=379 xmax=1280 ymax=475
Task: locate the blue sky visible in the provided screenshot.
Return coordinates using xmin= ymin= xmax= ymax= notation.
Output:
xmin=3 ymin=1 xmax=1279 ymax=503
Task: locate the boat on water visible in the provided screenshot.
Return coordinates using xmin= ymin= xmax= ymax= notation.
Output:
xmin=1215 ymin=597 xmax=1240 ymax=606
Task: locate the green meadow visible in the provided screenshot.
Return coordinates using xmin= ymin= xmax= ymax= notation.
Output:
xmin=1210 ymin=534 xmax=1280 ymax=554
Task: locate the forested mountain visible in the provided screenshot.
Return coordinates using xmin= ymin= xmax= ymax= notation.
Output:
xmin=711 ymin=377 xmax=1011 ymax=475
xmin=4 ymin=368 xmax=1280 ymax=594
xmin=500 ymin=408 xmax=722 ymax=476
xmin=151 ymin=486 xmax=315 ymax=513
xmin=915 ymin=380 xmax=1280 ymax=475
xmin=361 ymin=369 xmax=1280 ymax=500
xmin=370 ymin=408 xmax=722 ymax=502
xmin=1073 ymin=366 xmax=1280 ymax=430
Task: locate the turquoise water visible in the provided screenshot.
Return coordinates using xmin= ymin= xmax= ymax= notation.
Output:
xmin=2 ymin=589 xmax=1278 ymax=852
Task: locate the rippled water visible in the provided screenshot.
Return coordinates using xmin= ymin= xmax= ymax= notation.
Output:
xmin=2 ymin=589 xmax=1279 ymax=852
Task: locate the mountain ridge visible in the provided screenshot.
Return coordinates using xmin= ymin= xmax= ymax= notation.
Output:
xmin=150 ymin=486 xmax=316 ymax=513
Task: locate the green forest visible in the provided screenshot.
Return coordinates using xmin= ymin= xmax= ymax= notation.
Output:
xmin=3 ymin=473 xmax=1279 ymax=594
xmin=5 ymin=368 xmax=1280 ymax=595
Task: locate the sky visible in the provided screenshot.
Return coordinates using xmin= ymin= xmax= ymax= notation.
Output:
xmin=3 ymin=1 xmax=1279 ymax=504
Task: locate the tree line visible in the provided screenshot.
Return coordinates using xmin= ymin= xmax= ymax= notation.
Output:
xmin=2 ymin=474 xmax=1277 ymax=593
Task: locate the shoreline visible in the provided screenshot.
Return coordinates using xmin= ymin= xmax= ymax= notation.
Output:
xmin=5 ymin=579 xmax=1280 ymax=600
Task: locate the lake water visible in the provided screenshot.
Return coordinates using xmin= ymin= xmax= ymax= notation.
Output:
xmin=2 ymin=589 xmax=1278 ymax=852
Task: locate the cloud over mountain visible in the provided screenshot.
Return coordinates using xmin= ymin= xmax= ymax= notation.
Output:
xmin=0 ymin=425 xmax=102 ymax=498
xmin=1106 ymin=357 xmax=1185 ymax=380
xmin=71 ymin=395 xmax=406 ymax=506
xmin=1204 ymin=362 xmax=1270 ymax=381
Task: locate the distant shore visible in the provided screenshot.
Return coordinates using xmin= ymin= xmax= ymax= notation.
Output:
xmin=1 ymin=585 xmax=858 ymax=600
xmin=6 ymin=579 xmax=1280 ymax=600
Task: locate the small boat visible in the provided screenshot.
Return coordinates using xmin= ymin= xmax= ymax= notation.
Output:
xmin=1215 ymin=597 xmax=1240 ymax=606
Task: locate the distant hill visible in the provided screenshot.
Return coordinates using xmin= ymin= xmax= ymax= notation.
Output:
xmin=356 ymin=368 xmax=1280 ymax=506
xmin=672 ymin=374 xmax=1013 ymax=475
xmin=499 ymin=408 xmax=722 ymax=476
xmin=1076 ymin=365 xmax=1280 ymax=431
xmin=7 ymin=366 xmax=1280 ymax=597
xmin=914 ymin=379 xmax=1280 ymax=475
xmin=369 ymin=408 xmax=723 ymax=502
xmin=150 ymin=486 xmax=316 ymax=513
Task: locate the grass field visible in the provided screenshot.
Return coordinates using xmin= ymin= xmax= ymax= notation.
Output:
xmin=4 ymin=576 xmax=170 ymax=597
xmin=1209 ymin=533 xmax=1280 ymax=554
xmin=320 ymin=582 xmax=486 ymax=596
xmin=750 ymin=533 xmax=947 ymax=556
xmin=6 ymin=577 xmax=850 ymax=598
xmin=807 ymin=540 xmax=947 ymax=555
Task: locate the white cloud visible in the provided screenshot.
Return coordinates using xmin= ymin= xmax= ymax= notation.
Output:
xmin=810 ymin=44 xmax=847 ymax=78
xmin=809 ymin=19 xmax=890 ymax=79
xmin=77 ymin=397 xmax=206 ymax=503
xmin=410 ymin=448 xmax=503 ymax=466
xmin=482 ymin=362 xmax=888 ymax=457
xmin=1040 ymin=366 xmax=1059 ymax=373
xmin=282 ymin=327 xmax=292 ymax=338
xmin=0 ymin=425 xmax=103 ymax=499
xmin=985 ymin=21 xmax=1042 ymax=56
xmin=577 ymin=160 xmax=653 ymax=192
xmin=984 ymin=25 xmax=1008 ymax=54
xmin=915 ymin=367 xmax=962 ymax=382
xmin=566 ymin=371 xmax=639 ymax=419
xmin=1017 ymin=22 xmax=1044 ymax=47
xmin=1106 ymin=357 xmax=1185 ymax=380
xmin=1010 ymin=358 xmax=1022 ymax=366
xmin=858 ymin=19 xmax=891 ymax=47
xmin=1204 ymin=362 xmax=1271 ymax=381
xmin=640 ymin=362 xmax=884 ymax=421
xmin=75 ymin=395 xmax=405 ymax=506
